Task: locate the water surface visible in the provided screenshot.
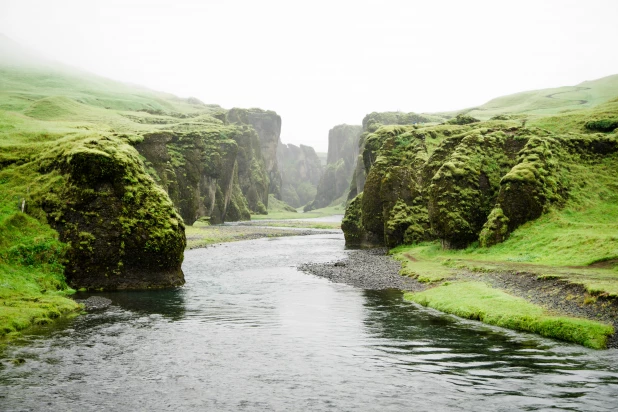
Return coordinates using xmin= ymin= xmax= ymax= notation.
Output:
xmin=1 ymin=234 xmax=617 ymax=411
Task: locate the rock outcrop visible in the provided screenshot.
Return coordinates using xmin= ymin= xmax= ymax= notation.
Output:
xmin=342 ymin=120 xmax=618 ymax=249
xmin=29 ymin=136 xmax=186 ymax=290
xmin=305 ymin=124 xmax=362 ymax=211
xmin=136 ymin=110 xmax=282 ymax=222
xmin=227 ymin=108 xmax=283 ymax=202
xmin=136 ymin=128 xmax=252 ymax=224
xmin=348 ymin=111 xmax=437 ymax=201
xmin=277 ymin=143 xmax=323 ymax=208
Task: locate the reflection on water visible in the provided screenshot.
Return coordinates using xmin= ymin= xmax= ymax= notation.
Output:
xmin=1 ymin=234 xmax=617 ymax=411
xmin=73 ymin=288 xmax=187 ymax=320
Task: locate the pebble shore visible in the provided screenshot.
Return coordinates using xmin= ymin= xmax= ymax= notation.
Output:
xmin=299 ymin=248 xmax=425 ymax=292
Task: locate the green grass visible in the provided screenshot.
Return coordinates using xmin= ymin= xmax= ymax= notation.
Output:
xmin=0 ymin=47 xmax=216 ymax=338
xmin=0 ymin=201 xmax=80 ymax=338
xmin=243 ymin=221 xmax=341 ymax=230
xmin=435 ymin=74 xmax=618 ymax=121
xmin=252 ymin=203 xmax=346 ymax=220
xmin=405 ymin=282 xmax=614 ymax=349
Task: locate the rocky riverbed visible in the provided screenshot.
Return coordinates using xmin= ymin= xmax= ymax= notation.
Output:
xmin=299 ymin=248 xmax=425 ymax=291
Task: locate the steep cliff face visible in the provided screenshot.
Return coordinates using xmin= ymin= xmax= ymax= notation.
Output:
xmin=227 ymin=108 xmax=283 ymax=202
xmin=19 ymin=136 xmax=187 ymax=290
xmin=342 ymin=119 xmax=618 ymax=249
xmin=348 ymin=112 xmax=437 ymax=201
xmin=277 ymin=143 xmax=323 ymax=207
xmin=305 ymin=124 xmax=362 ymax=211
xmin=136 ymin=127 xmax=252 ymax=224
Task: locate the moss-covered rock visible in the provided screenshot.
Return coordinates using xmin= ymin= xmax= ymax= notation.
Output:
xmin=345 ymin=117 xmax=618 ymax=251
xmin=479 ymin=130 xmax=618 ymax=245
xmin=30 ymin=136 xmax=185 ymax=290
xmin=348 ymin=112 xmax=438 ymax=201
xmin=136 ymin=128 xmax=251 ymax=224
xmin=341 ymin=193 xmax=363 ymax=244
xmin=428 ymin=130 xmax=523 ymax=249
xmin=446 ymin=113 xmax=480 ymax=125
xmin=227 ymin=108 xmax=282 ymax=201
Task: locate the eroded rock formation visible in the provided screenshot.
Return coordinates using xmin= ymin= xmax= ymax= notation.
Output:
xmin=227 ymin=108 xmax=283 ymax=203
xmin=305 ymin=124 xmax=362 ymax=211
xmin=342 ymin=121 xmax=618 ymax=249
xmin=33 ymin=136 xmax=186 ymax=290
xmin=277 ymin=143 xmax=323 ymax=208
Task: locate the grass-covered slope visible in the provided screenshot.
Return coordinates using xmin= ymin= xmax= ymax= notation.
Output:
xmin=436 ymin=74 xmax=618 ymax=121
xmin=0 ymin=36 xmax=267 ymax=337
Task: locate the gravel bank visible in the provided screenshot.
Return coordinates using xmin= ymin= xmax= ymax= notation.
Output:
xmin=300 ymin=249 xmax=618 ymax=348
xmin=299 ymin=248 xmax=425 ymax=291
xmin=486 ymin=271 xmax=618 ymax=349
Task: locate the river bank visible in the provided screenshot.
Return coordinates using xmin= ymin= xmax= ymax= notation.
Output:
xmin=299 ymin=243 xmax=617 ymax=349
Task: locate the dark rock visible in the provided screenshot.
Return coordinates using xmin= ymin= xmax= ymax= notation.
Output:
xmin=78 ymin=296 xmax=113 ymax=311
xmin=37 ymin=137 xmax=186 ymax=290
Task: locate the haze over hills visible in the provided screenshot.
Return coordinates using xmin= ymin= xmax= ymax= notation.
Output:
xmin=434 ymin=74 xmax=618 ymax=120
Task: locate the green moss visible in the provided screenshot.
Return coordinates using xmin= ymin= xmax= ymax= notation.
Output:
xmin=479 ymin=207 xmax=509 ymax=247
xmin=405 ymin=282 xmax=614 ymax=349
xmin=446 ymin=113 xmax=480 ymax=125
xmin=584 ymin=119 xmax=618 ymax=132
xmin=341 ymin=193 xmax=363 ymax=244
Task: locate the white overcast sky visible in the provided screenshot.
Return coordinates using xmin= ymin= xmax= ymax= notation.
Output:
xmin=1 ymin=0 xmax=617 ymax=151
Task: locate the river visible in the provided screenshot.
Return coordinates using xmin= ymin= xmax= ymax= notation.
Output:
xmin=1 ymin=232 xmax=617 ymax=411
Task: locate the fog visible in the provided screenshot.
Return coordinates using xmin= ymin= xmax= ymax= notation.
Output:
xmin=1 ymin=0 xmax=617 ymax=151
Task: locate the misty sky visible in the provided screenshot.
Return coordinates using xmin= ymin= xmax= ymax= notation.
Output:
xmin=1 ymin=0 xmax=617 ymax=152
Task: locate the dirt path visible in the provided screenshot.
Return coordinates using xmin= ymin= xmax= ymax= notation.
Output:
xmin=545 ymin=86 xmax=590 ymax=105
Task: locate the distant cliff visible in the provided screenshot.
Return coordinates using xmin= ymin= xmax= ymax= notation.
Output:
xmin=227 ymin=108 xmax=283 ymax=203
xmin=137 ymin=108 xmax=284 ymax=222
xmin=304 ymin=124 xmax=362 ymax=211
xmin=277 ymin=143 xmax=323 ymax=208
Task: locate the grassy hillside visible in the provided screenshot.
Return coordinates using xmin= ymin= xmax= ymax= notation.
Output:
xmin=435 ymin=74 xmax=618 ymax=120
xmin=0 ymin=36 xmax=225 ymax=338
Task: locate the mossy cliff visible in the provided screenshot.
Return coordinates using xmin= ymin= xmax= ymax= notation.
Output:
xmin=342 ymin=116 xmax=618 ymax=249
xmin=277 ymin=143 xmax=323 ymax=208
xmin=136 ymin=128 xmax=253 ymax=224
xmin=135 ymin=110 xmax=283 ymax=221
xmin=305 ymin=124 xmax=362 ymax=211
xmin=227 ymin=108 xmax=283 ymax=202
xmin=1 ymin=135 xmax=186 ymax=291
xmin=348 ymin=111 xmax=438 ymax=201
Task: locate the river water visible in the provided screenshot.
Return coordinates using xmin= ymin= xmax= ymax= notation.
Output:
xmin=1 ymin=233 xmax=617 ymax=411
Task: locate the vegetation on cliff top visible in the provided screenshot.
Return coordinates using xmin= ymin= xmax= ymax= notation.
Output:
xmin=343 ymin=93 xmax=618 ymax=347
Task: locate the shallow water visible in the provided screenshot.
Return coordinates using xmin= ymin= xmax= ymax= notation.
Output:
xmin=1 ymin=233 xmax=617 ymax=411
